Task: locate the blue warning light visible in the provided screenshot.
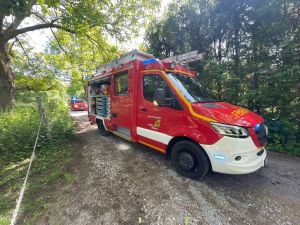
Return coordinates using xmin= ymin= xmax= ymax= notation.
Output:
xmin=214 ymin=155 xmax=225 ymax=160
xmin=142 ymin=58 xmax=159 ymax=65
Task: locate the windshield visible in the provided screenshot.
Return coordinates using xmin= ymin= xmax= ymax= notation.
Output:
xmin=167 ymin=73 xmax=216 ymax=103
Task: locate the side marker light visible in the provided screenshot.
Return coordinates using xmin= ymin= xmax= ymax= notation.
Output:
xmin=214 ymin=155 xmax=225 ymax=160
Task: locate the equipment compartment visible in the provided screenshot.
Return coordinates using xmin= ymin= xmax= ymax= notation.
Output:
xmin=88 ymin=76 xmax=111 ymax=119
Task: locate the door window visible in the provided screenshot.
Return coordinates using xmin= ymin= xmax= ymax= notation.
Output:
xmin=143 ymin=74 xmax=171 ymax=102
xmin=114 ymin=72 xmax=128 ymax=96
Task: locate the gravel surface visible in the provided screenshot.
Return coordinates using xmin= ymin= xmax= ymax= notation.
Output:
xmin=36 ymin=112 xmax=300 ymax=225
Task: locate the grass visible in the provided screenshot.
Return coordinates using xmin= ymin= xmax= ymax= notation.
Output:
xmin=0 ymin=143 xmax=75 ymax=225
xmin=0 ymin=91 xmax=76 ymax=224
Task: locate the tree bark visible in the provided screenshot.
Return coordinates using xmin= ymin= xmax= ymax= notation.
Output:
xmin=0 ymin=41 xmax=15 ymax=111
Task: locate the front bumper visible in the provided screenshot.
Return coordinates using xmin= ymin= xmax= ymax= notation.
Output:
xmin=201 ymin=136 xmax=267 ymax=175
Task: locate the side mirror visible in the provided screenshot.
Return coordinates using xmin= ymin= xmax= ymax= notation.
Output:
xmin=154 ymin=88 xmax=166 ymax=106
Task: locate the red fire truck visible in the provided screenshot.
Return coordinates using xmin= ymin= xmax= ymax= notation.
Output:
xmin=88 ymin=50 xmax=268 ymax=178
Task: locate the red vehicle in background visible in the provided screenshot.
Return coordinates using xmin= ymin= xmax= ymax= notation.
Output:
xmin=70 ymin=98 xmax=88 ymax=111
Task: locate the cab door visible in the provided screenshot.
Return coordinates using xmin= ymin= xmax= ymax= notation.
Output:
xmin=136 ymin=72 xmax=175 ymax=151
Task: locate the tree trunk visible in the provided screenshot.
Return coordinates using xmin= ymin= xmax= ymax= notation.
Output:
xmin=0 ymin=41 xmax=15 ymax=111
xmin=218 ymin=36 xmax=222 ymax=62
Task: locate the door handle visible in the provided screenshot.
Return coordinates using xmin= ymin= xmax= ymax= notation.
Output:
xmin=140 ymin=107 xmax=148 ymax=112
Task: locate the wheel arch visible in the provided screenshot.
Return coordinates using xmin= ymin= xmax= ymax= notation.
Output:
xmin=166 ymin=136 xmax=212 ymax=171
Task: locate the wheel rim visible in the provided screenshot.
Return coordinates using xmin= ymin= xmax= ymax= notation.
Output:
xmin=178 ymin=151 xmax=197 ymax=171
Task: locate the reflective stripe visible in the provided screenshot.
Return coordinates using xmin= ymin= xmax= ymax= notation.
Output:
xmin=137 ymin=127 xmax=172 ymax=145
xmin=138 ymin=140 xmax=165 ymax=153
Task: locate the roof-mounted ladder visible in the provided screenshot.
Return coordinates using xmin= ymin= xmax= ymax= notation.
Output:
xmin=163 ymin=50 xmax=204 ymax=64
xmin=95 ymin=50 xmax=153 ymax=76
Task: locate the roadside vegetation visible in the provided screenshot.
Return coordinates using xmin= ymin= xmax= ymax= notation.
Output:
xmin=0 ymin=1 xmax=159 ymax=223
xmin=145 ymin=0 xmax=300 ymax=156
xmin=0 ymin=0 xmax=299 ymax=222
xmin=0 ymin=91 xmax=75 ymax=224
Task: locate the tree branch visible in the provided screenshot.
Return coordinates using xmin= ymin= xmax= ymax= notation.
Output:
xmin=50 ymin=27 xmax=70 ymax=56
xmin=6 ymin=0 xmax=37 ymax=33
xmin=3 ymin=23 xmax=75 ymax=42
xmin=32 ymin=11 xmax=61 ymax=25
xmin=0 ymin=15 xmax=4 ymax=32
xmin=8 ymin=39 xmax=18 ymax=55
xmin=15 ymin=37 xmax=32 ymax=66
xmin=85 ymin=34 xmax=109 ymax=59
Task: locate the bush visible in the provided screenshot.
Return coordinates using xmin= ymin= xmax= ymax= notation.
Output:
xmin=0 ymin=90 xmax=75 ymax=161
xmin=266 ymin=119 xmax=300 ymax=156
xmin=0 ymin=90 xmax=75 ymax=224
xmin=0 ymin=105 xmax=39 ymax=160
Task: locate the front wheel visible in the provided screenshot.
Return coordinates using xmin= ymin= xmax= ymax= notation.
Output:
xmin=96 ymin=119 xmax=111 ymax=136
xmin=171 ymin=140 xmax=209 ymax=179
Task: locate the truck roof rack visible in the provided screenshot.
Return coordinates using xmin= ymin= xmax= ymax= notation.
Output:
xmin=163 ymin=50 xmax=204 ymax=64
xmin=95 ymin=49 xmax=153 ymax=76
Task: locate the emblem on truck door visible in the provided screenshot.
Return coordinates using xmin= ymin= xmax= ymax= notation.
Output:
xmin=148 ymin=119 xmax=161 ymax=130
xmin=153 ymin=119 xmax=161 ymax=128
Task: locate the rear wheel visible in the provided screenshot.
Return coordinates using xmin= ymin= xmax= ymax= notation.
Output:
xmin=171 ymin=140 xmax=209 ymax=179
xmin=96 ymin=119 xmax=111 ymax=136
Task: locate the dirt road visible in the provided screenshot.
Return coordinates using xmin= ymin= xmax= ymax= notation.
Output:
xmin=37 ymin=112 xmax=300 ymax=225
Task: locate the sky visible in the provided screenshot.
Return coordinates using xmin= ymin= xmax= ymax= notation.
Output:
xmin=24 ymin=0 xmax=172 ymax=53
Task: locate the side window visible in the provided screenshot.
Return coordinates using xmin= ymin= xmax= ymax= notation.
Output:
xmin=114 ymin=72 xmax=128 ymax=96
xmin=143 ymin=74 xmax=171 ymax=102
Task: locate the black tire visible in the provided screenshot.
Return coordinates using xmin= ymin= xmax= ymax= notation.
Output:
xmin=171 ymin=140 xmax=209 ymax=179
xmin=97 ymin=119 xmax=111 ymax=136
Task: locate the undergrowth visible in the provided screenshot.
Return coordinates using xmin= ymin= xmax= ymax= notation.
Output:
xmin=0 ymin=90 xmax=76 ymax=225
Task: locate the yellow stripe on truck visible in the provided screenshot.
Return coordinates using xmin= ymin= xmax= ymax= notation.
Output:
xmin=138 ymin=140 xmax=165 ymax=153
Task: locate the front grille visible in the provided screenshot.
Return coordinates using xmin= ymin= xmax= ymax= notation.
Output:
xmin=254 ymin=124 xmax=267 ymax=145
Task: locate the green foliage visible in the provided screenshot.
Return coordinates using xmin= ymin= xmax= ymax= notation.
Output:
xmin=0 ymin=144 xmax=75 ymax=225
xmin=0 ymin=90 xmax=74 ymax=158
xmin=0 ymin=0 xmax=34 ymax=17
xmin=16 ymin=75 xmax=64 ymax=92
xmin=1 ymin=0 xmax=158 ymax=39
xmin=43 ymin=30 xmax=120 ymax=99
xmin=10 ymin=45 xmax=66 ymax=93
xmin=67 ymin=78 xmax=86 ymax=99
xmin=1 ymin=0 xmax=160 ymax=111
xmin=46 ymin=170 xmax=74 ymax=184
xmin=145 ymin=0 xmax=300 ymax=155
xmin=0 ymin=90 xmax=75 ymax=224
xmin=0 ymin=105 xmax=39 ymax=160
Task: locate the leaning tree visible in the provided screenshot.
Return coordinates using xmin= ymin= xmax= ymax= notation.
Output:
xmin=0 ymin=0 xmax=157 ymax=111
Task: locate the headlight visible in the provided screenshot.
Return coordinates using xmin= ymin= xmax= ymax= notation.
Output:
xmin=211 ymin=122 xmax=249 ymax=138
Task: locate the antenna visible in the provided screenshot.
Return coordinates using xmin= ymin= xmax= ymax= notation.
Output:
xmin=163 ymin=50 xmax=204 ymax=64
